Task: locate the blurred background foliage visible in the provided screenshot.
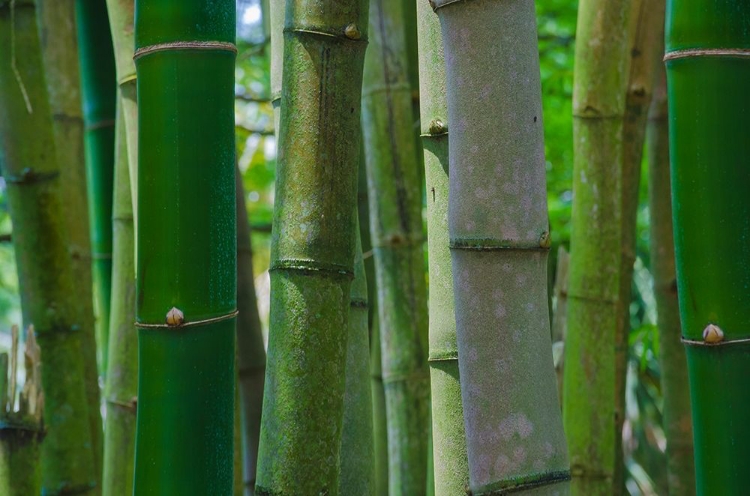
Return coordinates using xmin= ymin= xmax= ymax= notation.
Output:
xmin=0 ymin=0 xmax=668 ymax=493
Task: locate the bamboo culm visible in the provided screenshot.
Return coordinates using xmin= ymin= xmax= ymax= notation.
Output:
xmin=665 ymin=1 xmax=750 ymax=493
xmin=646 ymin=61 xmax=695 ymax=495
xmin=416 ymin=1 xmax=469 ymax=494
xmin=133 ymin=1 xmax=237 ymax=492
xmin=435 ymin=0 xmax=570 ymax=493
xmin=255 ymin=0 xmax=369 ymax=491
xmin=0 ymin=2 xmax=97 ymax=492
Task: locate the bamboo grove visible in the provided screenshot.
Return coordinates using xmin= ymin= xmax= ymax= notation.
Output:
xmin=0 ymin=0 xmax=747 ymax=494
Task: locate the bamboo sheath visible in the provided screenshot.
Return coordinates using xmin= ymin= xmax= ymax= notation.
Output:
xmin=416 ymin=1 xmax=469 ymax=494
xmin=133 ymin=1 xmax=237 ymax=492
xmin=665 ymin=2 xmax=750 ymax=493
xmin=0 ymin=2 xmax=98 ymax=493
xmin=435 ymin=0 xmax=570 ymax=493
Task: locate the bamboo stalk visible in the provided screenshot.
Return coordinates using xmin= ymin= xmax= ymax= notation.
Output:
xmin=362 ymin=0 xmax=430 ymax=491
xmin=255 ymin=0 xmax=369 ymax=491
xmin=36 ymin=0 xmax=103 ymax=479
xmin=647 ymin=59 xmax=695 ymax=496
xmin=235 ymin=166 xmax=266 ymax=495
xmin=0 ymin=2 xmax=97 ymax=492
xmin=665 ymin=2 xmax=750 ymax=492
xmin=76 ymin=0 xmax=117 ymax=376
xmin=102 ymin=100 xmax=137 ymax=496
xmin=435 ymin=0 xmax=570 ymax=493
xmin=562 ymin=0 xmax=632 ymax=493
xmin=416 ymin=2 xmax=469 ymax=494
xmin=133 ymin=1 xmax=237 ymax=492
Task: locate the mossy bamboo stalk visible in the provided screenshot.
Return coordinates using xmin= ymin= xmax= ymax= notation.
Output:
xmin=339 ymin=225 xmax=375 ymax=494
xmin=647 ymin=61 xmax=695 ymax=495
xmin=133 ymin=1 xmax=237 ymax=492
xmin=435 ymin=0 xmax=570 ymax=493
xmin=362 ymin=0 xmax=430 ymax=492
xmin=613 ymin=1 xmax=665 ymax=491
xmin=562 ymin=0 xmax=631 ymax=493
xmin=255 ymin=0 xmax=368 ymax=492
xmin=235 ymin=166 xmax=266 ymax=495
xmin=0 ymin=2 xmax=97 ymax=492
xmin=102 ymin=102 xmax=137 ymax=496
xmin=76 ymin=0 xmax=117 ymax=375
xmin=665 ymin=2 xmax=750 ymax=492
xmin=416 ymin=2 xmax=468 ymax=494
xmin=36 ymin=0 xmax=103 ymax=479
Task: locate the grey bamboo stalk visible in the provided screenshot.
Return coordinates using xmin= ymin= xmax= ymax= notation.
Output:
xmin=36 ymin=0 xmax=103 ymax=481
xmin=434 ymin=0 xmax=570 ymax=493
xmin=0 ymin=3 xmax=97 ymax=492
xmin=254 ymin=0 xmax=369 ymax=492
xmin=647 ymin=58 xmax=695 ymax=495
xmin=416 ymin=1 xmax=469 ymax=494
xmin=613 ymin=1 xmax=665 ymax=491
xmin=362 ymin=0 xmax=430 ymax=492
xmin=235 ymin=166 xmax=266 ymax=495
xmin=339 ymin=222 xmax=375 ymax=495
xmin=102 ymin=101 xmax=137 ymax=496
xmin=562 ymin=0 xmax=632 ymax=493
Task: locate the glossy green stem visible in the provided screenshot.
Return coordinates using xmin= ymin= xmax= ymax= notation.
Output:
xmin=102 ymin=101 xmax=137 ymax=496
xmin=133 ymin=1 xmax=237 ymax=493
xmin=436 ymin=0 xmax=570 ymax=494
xmin=647 ymin=62 xmax=695 ymax=496
xmin=0 ymin=2 xmax=97 ymax=493
xmin=562 ymin=0 xmax=631 ymax=493
xmin=37 ymin=0 xmax=103 ymax=481
xmin=235 ymin=167 xmax=266 ymax=495
xmin=665 ymin=2 xmax=750 ymax=493
xmin=76 ymin=0 xmax=117 ymax=376
xmin=255 ymin=0 xmax=368 ymax=492
xmin=416 ymin=2 xmax=468 ymax=494
xmin=362 ymin=0 xmax=430 ymax=492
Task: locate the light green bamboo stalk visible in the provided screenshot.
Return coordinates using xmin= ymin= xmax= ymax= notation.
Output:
xmin=102 ymin=100 xmax=136 ymax=496
xmin=647 ymin=61 xmax=695 ymax=496
xmin=0 ymin=2 xmax=97 ymax=492
xmin=255 ymin=0 xmax=369 ymax=491
xmin=434 ymin=0 xmax=570 ymax=493
xmin=362 ymin=0 xmax=430 ymax=492
xmin=36 ymin=0 xmax=103 ymax=481
xmin=562 ymin=0 xmax=632 ymax=493
xmin=415 ymin=2 xmax=468 ymax=494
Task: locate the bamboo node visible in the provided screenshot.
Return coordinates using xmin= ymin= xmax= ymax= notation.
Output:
xmin=133 ymin=41 xmax=238 ymax=61
xmin=702 ymin=323 xmax=724 ymax=344
xmin=166 ymin=307 xmax=185 ymax=327
xmin=344 ymin=23 xmax=361 ymax=40
xmin=428 ymin=119 xmax=447 ymax=135
xmin=539 ymin=231 xmax=551 ymax=248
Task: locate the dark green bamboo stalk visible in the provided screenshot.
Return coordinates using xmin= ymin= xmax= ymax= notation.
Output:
xmin=665 ymin=2 xmax=750 ymax=493
xmin=76 ymin=0 xmax=117 ymax=375
xmin=362 ymin=0 xmax=429 ymax=492
xmin=613 ymin=1 xmax=665 ymax=491
xmin=36 ymin=0 xmax=104 ymax=480
xmin=133 ymin=1 xmax=237 ymax=492
xmin=235 ymin=166 xmax=266 ymax=495
xmin=0 ymin=327 xmax=43 ymax=496
xmin=435 ymin=0 xmax=570 ymax=493
xmin=647 ymin=60 xmax=695 ymax=495
xmin=416 ymin=2 xmax=468 ymax=494
xmin=102 ymin=101 xmax=137 ymax=496
xmin=562 ymin=0 xmax=632 ymax=493
xmin=0 ymin=2 xmax=98 ymax=492
xmin=339 ymin=224 xmax=375 ymax=494
xmin=255 ymin=0 xmax=368 ymax=490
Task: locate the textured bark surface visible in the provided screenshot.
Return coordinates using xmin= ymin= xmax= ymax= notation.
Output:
xmin=436 ymin=0 xmax=570 ymax=493
xmin=255 ymin=0 xmax=369 ymax=492
xmin=0 ymin=3 xmax=97 ymax=493
xmin=362 ymin=0 xmax=430 ymax=492
xmin=646 ymin=64 xmax=695 ymax=496
xmin=562 ymin=0 xmax=631 ymax=493
xmin=36 ymin=0 xmax=103 ymax=481
xmin=416 ymin=2 xmax=469 ymax=495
